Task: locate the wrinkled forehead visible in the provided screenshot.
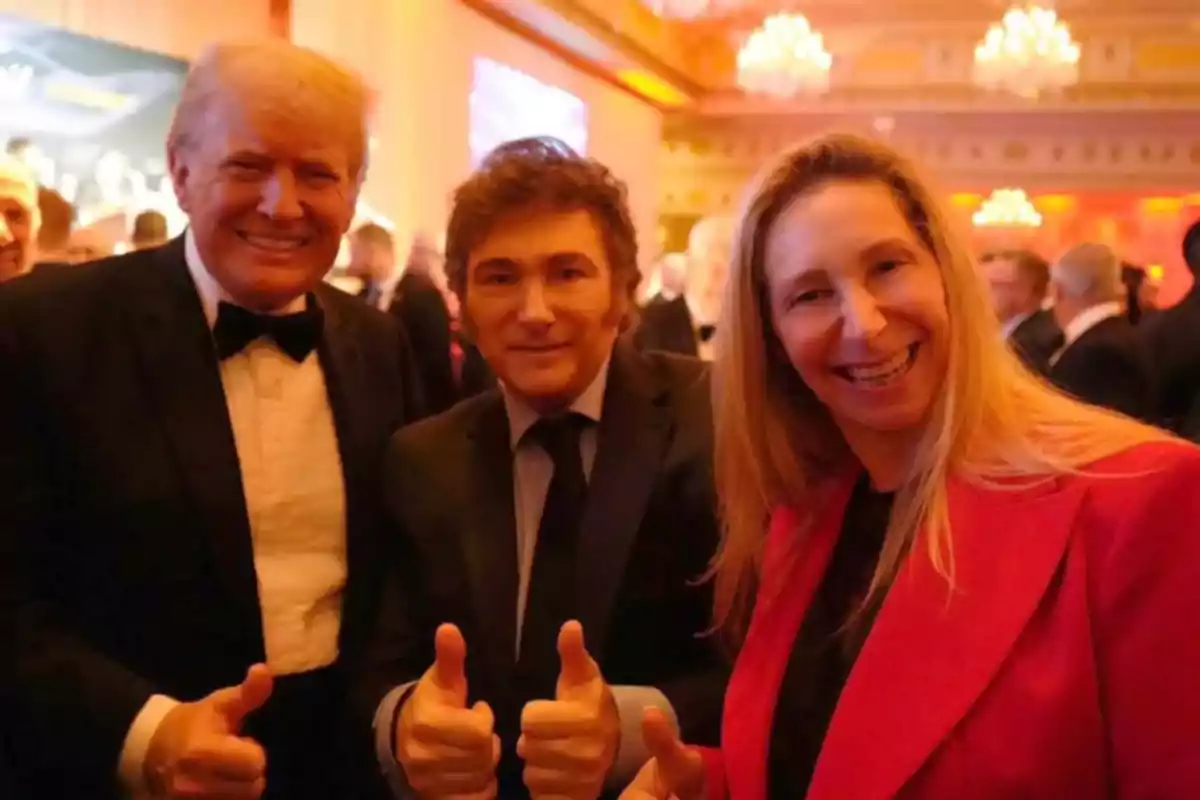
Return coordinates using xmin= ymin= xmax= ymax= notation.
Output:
xmin=194 ymin=86 xmax=366 ymax=169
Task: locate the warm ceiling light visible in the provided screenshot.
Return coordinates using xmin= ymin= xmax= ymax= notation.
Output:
xmin=973 ymin=5 xmax=1080 ymax=99
xmin=736 ymin=13 xmax=832 ymax=98
xmin=972 ymin=188 xmax=1043 ymax=228
xmin=644 ymin=0 xmax=746 ymax=19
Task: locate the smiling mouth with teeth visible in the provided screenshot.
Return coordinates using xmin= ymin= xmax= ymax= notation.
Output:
xmin=237 ymin=232 xmax=310 ymax=251
xmin=834 ymin=343 xmax=920 ymax=387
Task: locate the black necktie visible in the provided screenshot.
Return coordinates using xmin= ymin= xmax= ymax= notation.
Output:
xmin=515 ymin=413 xmax=590 ymax=697
xmin=213 ymin=300 xmax=323 ymax=362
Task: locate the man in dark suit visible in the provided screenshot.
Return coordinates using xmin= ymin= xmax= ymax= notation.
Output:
xmin=1047 ymin=242 xmax=1155 ymax=420
xmin=362 ymin=137 xmax=725 ymax=800
xmin=980 ymin=249 xmax=1063 ymax=375
xmin=1142 ymin=220 xmax=1200 ymax=437
xmin=0 ymin=41 xmax=422 ymax=800
xmin=350 ymin=224 xmax=459 ymax=414
xmin=634 ymin=253 xmax=699 ymax=357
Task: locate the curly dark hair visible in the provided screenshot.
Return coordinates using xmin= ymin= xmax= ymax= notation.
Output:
xmin=444 ymin=136 xmax=640 ymax=314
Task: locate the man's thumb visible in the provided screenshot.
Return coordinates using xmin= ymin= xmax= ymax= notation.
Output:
xmin=643 ymin=707 xmax=701 ymax=794
xmin=556 ymin=621 xmax=599 ymax=691
xmin=210 ymin=664 xmax=273 ymax=731
xmin=431 ymin=623 xmax=468 ymax=705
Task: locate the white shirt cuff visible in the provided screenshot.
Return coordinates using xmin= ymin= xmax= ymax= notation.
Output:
xmin=117 ymin=693 xmax=180 ymax=797
xmin=609 ymin=685 xmax=677 ymax=787
xmin=373 ymin=681 xmax=419 ymax=798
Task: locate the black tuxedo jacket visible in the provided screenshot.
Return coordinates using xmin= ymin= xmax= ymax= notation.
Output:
xmin=362 ymin=343 xmax=727 ymax=798
xmin=387 ymin=271 xmax=457 ymax=415
xmin=1008 ymin=307 xmax=1063 ymax=376
xmin=0 ymin=237 xmax=423 ymax=799
xmin=1050 ymin=315 xmax=1156 ymax=421
xmin=634 ymin=294 xmax=699 ymax=357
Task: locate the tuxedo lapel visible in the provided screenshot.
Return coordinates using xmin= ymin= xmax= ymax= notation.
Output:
xmin=121 ymin=239 xmax=263 ymax=648
xmin=806 ymin=476 xmax=1085 ymax=800
xmin=313 ymin=288 xmax=377 ymax=652
xmin=464 ymin=395 xmax=521 ymax=681
xmin=574 ymin=344 xmax=672 ymax=660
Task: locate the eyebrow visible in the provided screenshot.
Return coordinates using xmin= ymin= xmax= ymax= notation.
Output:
xmin=474 ymin=251 xmax=597 ymax=270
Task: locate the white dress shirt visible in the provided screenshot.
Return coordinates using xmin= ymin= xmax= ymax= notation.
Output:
xmin=374 ymin=358 xmax=677 ymax=795
xmin=117 ymin=231 xmax=348 ymax=795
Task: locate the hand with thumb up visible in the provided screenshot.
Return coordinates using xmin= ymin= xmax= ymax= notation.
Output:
xmin=143 ymin=663 xmax=274 ymax=799
xmin=518 ymin=621 xmax=619 ymax=800
xmin=619 ymin=707 xmax=706 ymax=800
xmin=395 ymin=623 xmax=499 ymax=798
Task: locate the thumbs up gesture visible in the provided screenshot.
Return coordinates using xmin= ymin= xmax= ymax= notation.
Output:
xmin=518 ymin=621 xmax=619 ymax=800
xmin=143 ymin=663 xmax=274 ymax=799
xmin=619 ymin=708 xmax=706 ymax=800
xmin=395 ymin=624 xmax=499 ymax=798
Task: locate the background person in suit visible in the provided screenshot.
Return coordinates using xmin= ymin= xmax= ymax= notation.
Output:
xmin=621 ymin=133 xmax=1200 ymax=800
xmin=0 ymin=40 xmax=422 ymax=800
xmin=362 ymin=137 xmax=726 ymax=800
xmin=979 ymin=248 xmax=1063 ymax=375
xmin=1142 ymin=219 xmax=1200 ymax=438
xmin=1048 ymin=242 xmax=1156 ymax=421
xmin=0 ymin=157 xmax=39 ymax=282
xmin=634 ymin=252 xmax=699 ymax=356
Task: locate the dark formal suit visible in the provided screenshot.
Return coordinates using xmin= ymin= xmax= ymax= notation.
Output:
xmin=634 ymin=294 xmax=699 ymax=357
xmin=1008 ymin=308 xmax=1063 ymax=376
xmin=0 ymin=237 xmax=422 ymax=799
xmin=362 ymin=343 xmax=726 ymax=799
xmin=1050 ymin=314 xmax=1156 ymax=421
xmin=459 ymin=340 xmax=498 ymax=399
xmin=1141 ymin=288 xmax=1200 ymax=435
xmin=386 ymin=271 xmax=457 ymax=415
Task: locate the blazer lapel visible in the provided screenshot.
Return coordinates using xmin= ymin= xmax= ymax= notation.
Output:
xmin=807 ymin=476 xmax=1086 ymax=800
xmin=313 ymin=289 xmax=377 ymax=653
xmin=464 ymin=395 xmax=521 ymax=680
xmin=122 ymin=239 xmax=263 ymax=648
xmin=574 ymin=344 xmax=672 ymax=661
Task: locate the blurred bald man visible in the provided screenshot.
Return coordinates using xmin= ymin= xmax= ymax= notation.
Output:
xmin=0 ymin=157 xmax=40 ymax=281
xmin=1048 ymin=242 xmax=1156 ymax=420
xmin=0 ymin=40 xmax=423 ymax=800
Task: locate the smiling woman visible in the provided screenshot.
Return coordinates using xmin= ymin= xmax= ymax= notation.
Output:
xmin=619 ymin=132 xmax=1200 ymax=800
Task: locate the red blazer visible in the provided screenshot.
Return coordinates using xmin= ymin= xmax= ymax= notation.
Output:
xmin=701 ymin=442 xmax=1200 ymax=799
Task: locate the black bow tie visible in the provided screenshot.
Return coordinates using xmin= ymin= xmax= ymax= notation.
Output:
xmin=213 ymin=300 xmax=323 ymax=362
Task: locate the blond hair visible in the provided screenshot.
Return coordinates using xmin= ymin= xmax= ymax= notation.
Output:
xmin=711 ymin=133 xmax=1178 ymax=643
xmin=167 ymin=39 xmax=372 ymax=183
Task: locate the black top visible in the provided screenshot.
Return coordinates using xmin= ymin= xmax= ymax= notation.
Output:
xmin=767 ymin=476 xmax=895 ymax=798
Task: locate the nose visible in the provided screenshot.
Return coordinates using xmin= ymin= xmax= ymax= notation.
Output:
xmin=516 ymin=279 xmax=554 ymax=325
xmin=258 ymin=169 xmax=304 ymax=220
xmin=840 ymin=285 xmax=886 ymax=340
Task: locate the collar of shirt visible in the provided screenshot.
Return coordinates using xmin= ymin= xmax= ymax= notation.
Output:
xmin=501 ymin=355 xmax=611 ymax=450
xmin=185 ymin=228 xmax=308 ymax=329
xmin=1061 ymin=300 xmax=1123 ymax=349
xmin=1000 ymin=309 xmax=1036 ymax=340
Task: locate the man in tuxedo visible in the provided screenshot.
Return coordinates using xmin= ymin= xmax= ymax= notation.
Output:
xmin=362 ymin=137 xmax=726 ymax=800
xmin=1048 ymin=242 xmax=1155 ymax=420
xmin=0 ymin=41 xmax=422 ymax=799
xmin=980 ymin=249 xmax=1063 ymax=375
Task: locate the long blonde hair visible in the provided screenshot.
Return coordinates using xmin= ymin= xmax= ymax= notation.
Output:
xmin=711 ymin=133 xmax=1177 ymax=643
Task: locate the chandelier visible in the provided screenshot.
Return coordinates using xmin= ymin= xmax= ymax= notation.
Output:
xmin=644 ymin=0 xmax=746 ymax=19
xmin=972 ymin=188 xmax=1043 ymax=228
xmin=973 ymin=5 xmax=1081 ymax=99
xmin=736 ymin=13 xmax=833 ymax=98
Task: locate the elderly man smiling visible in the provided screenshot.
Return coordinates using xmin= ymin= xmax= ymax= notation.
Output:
xmin=0 ymin=40 xmax=423 ymax=800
